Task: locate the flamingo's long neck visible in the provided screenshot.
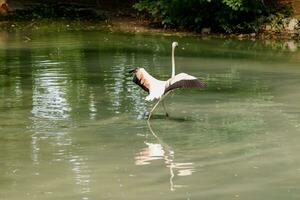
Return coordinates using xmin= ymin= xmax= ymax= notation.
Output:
xmin=171 ymin=46 xmax=175 ymax=78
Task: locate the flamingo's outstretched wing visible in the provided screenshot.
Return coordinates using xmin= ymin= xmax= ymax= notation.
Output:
xmin=129 ymin=68 xmax=166 ymax=101
xmin=164 ymin=73 xmax=206 ymax=93
xmin=129 ymin=68 xmax=150 ymax=93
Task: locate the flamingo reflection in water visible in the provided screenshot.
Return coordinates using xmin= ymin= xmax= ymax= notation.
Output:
xmin=135 ymin=121 xmax=194 ymax=191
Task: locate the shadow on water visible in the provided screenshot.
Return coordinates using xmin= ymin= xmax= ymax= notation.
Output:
xmin=147 ymin=113 xmax=196 ymax=123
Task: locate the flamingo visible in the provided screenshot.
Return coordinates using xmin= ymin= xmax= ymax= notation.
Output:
xmin=129 ymin=42 xmax=206 ymax=120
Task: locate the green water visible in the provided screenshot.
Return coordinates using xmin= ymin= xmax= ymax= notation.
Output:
xmin=1 ymin=29 xmax=300 ymax=200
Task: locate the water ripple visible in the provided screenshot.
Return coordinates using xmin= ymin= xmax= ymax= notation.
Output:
xmin=31 ymin=60 xmax=71 ymax=120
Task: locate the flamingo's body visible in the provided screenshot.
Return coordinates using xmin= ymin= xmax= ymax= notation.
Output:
xmin=130 ymin=42 xmax=206 ymax=119
xmin=132 ymin=68 xmax=167 ymax=101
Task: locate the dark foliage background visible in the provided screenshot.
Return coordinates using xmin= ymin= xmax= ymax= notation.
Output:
xmin=134 ymin=0 xmax=292 ymax=33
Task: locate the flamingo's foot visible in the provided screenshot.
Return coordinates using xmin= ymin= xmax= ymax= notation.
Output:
xmin=144 ymin=112 xmax=150 ymax=118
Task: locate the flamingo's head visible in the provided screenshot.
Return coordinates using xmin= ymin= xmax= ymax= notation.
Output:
xmin=172 ymin=42 xmax=178 ymax=49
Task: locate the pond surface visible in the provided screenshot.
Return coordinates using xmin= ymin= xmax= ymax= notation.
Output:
xmin=1 ymin=29 xmax=300 ymax=200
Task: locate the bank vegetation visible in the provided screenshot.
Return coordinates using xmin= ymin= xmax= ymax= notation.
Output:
xmin=0 ymin=0 xmax=299 ymax=38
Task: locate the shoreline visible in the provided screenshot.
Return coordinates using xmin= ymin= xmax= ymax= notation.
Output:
xmin=0 ymin=17 xmax=299 ymax=42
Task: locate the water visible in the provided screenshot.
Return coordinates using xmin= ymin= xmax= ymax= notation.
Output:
xmin=1 ymin=29 xmax=300 ymax=200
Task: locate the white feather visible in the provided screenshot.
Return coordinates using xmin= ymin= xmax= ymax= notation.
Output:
xmin=169 ymin=73 xmax=197 ymax=84
xmin=137 ymin=68 xmax=167 ymax=101
xmin=145 ymin=80 xmax=166 ymax=101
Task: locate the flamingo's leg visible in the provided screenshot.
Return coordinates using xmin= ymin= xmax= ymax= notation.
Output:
xmin=162 ymin=100 xmax=169 ymax=117
xmin=148 ymin=99 xmax=162 ymax=121
xmin=148 ymin=92 xmax=171 ymax=121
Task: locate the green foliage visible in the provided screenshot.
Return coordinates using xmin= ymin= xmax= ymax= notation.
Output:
xmin=134 ymin=0 xmax=291 ymax=33
xmin=1 ymin=3 xmax=105 ymax=21
xmin=222 ymin=0 xmax=243 ymax=10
